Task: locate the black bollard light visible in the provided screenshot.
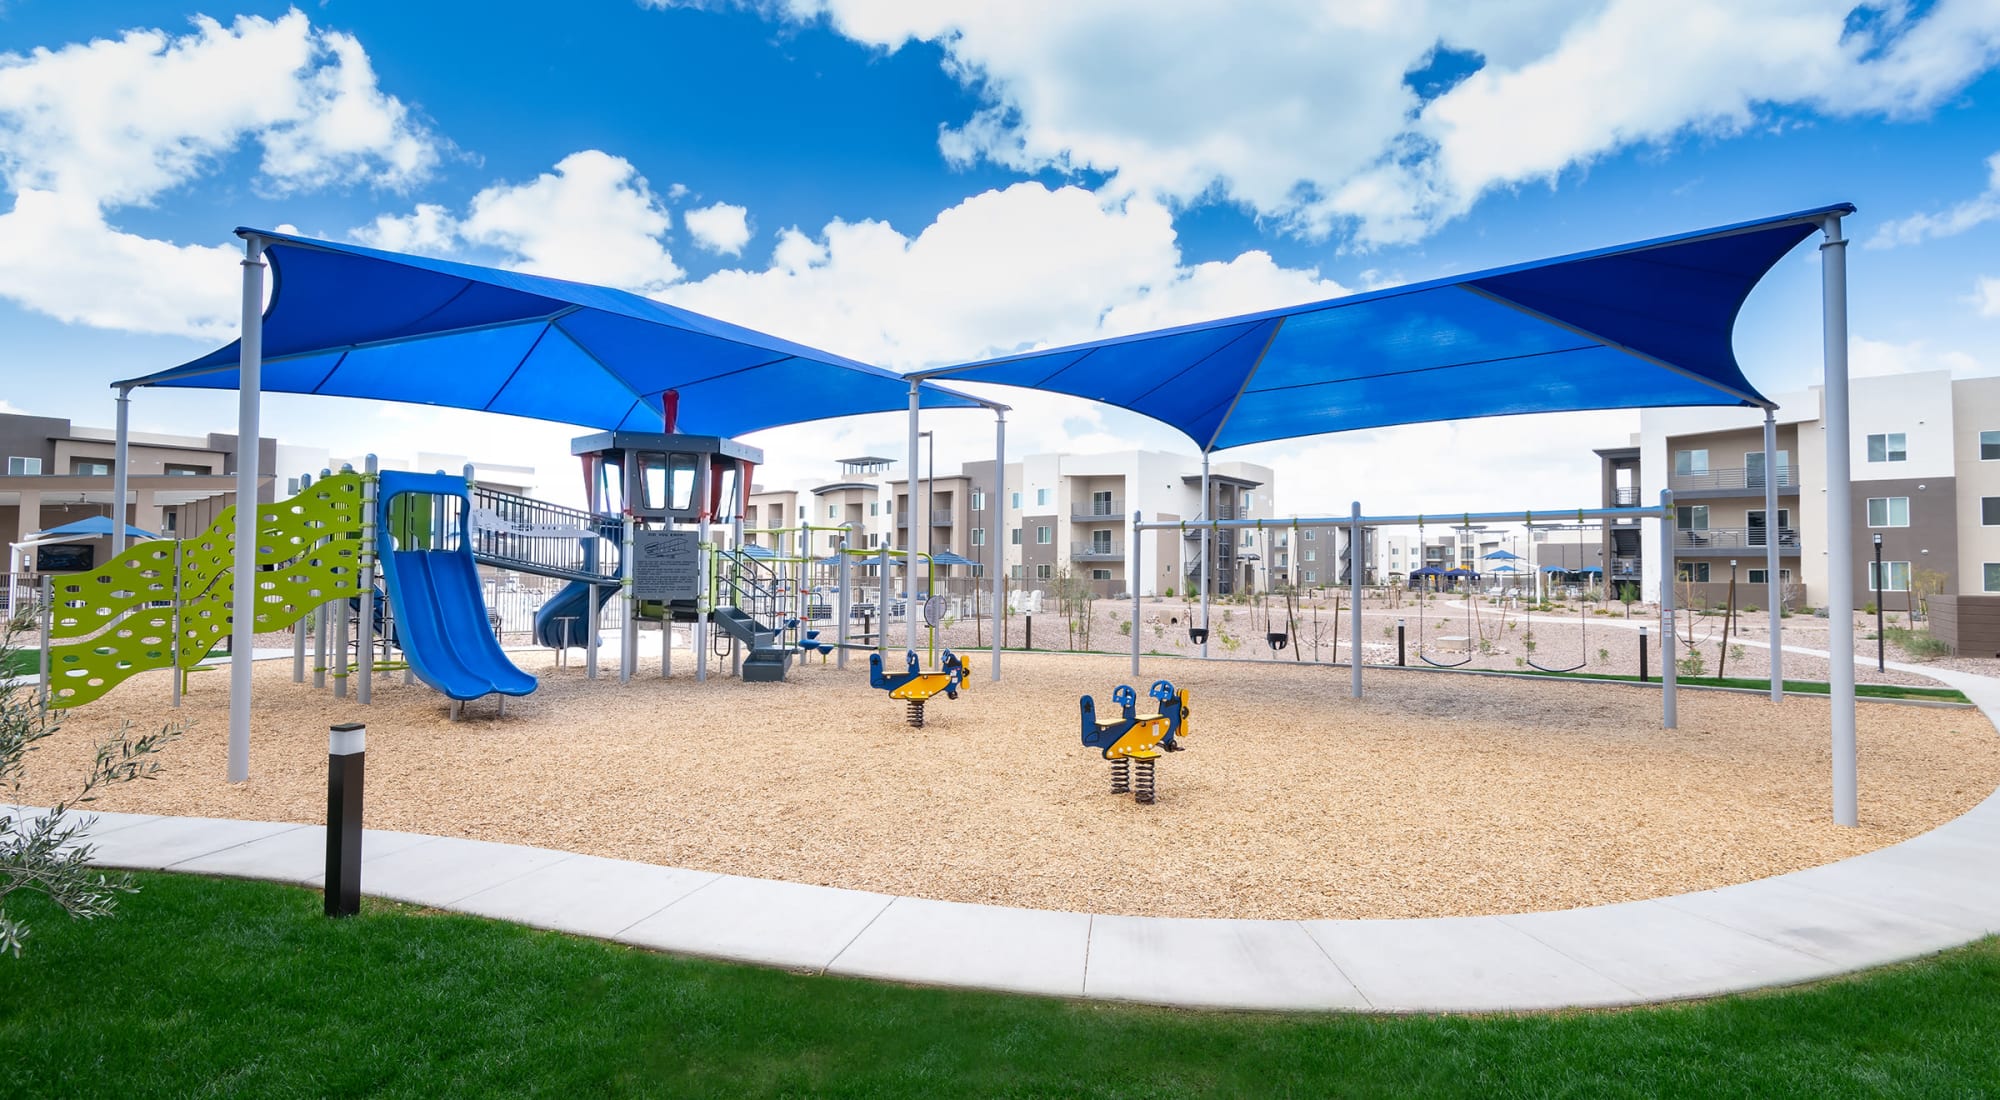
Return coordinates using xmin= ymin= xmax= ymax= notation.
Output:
xmin=1397 ymin=618 xmax=1406 ymax=667
xmin=1025 ymin=612 xmax=1033 ymax=650
xmin=1638 ymin=626 xmax=1649 ymax=683
xmin=325 ymin=722 xmax=365 ymax=917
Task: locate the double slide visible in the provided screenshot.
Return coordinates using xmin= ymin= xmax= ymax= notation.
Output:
xmin=376 ymin=471 xmax=536 ymax=702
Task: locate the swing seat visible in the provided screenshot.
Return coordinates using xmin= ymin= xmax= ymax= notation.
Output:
xmin=1266 ymin=632 xmax=1288 ymax=651
xmin=1188 ymin=627 xmax=1209 ymax=644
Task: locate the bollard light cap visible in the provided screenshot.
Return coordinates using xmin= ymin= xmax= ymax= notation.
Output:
xmin=329 ymin=722 xmax=367 ymax=756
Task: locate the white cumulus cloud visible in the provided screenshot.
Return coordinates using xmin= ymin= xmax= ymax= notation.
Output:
xmin=1975 ymin=276 xmax=2000 ymax=317
xmin=1872 ymin=150 xmax=2000 ymax=247
xmin=660 ymin=0 xmax=2000 ymax=245
xmin=0 ymin=10 xmax=444 ymax=337
xmin=684 ymin=201 xmax=752 ymax=256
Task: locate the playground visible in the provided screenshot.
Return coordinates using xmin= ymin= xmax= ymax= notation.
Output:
xmin=19 ymin=648 xmax=1998 ymax=921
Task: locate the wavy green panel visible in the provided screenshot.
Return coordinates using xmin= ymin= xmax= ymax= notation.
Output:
xmin=46 ymin=472 xmax=368 ymax=708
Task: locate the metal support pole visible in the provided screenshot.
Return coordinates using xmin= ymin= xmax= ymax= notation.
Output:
xmin=112 ymin=387 xmax=131 ymax=557
xmin=1199 ymin=453 xmax=1211 ymax=659
xmin=1763 ymin=409 xmax=1783 ymax=702
xmin=622 ymin=450 xmax=637 ymax=684
xmin=314 ymin=592 xmax=329 ymax=689
xmin=171 ymin=540 xmax=183 ymax=708
xmin=293 ymin=606 xmax=308 ymax=684
xmin=586 ymin=583 xmax=600 ymax=680
xmin=36 ymin=574 xmax=52 ymax=709
xmin=228 ymin=235 xmax=266 ymax=784
xmin=837 ymin=538 xmax=851 ymax=670
xmin=1660 ymin=488 xmax=1677 ymax=730
xmin=991 ymin=408 xmax=1006 ymax=681
xmin=1822 ymin=214 xmax=1858 ymax=827
xmin=1131 ymin=509 xmax=1142 ymax=677
xmin=905 ymin=382 xmax=921 ymax=652
xmin=331 ymin=584 xmax=348 ymax=700
xmin=1349 ymin=501 xmax=1363 ymax=698
xmin=324 ymin=722 xmax=365 ymax=918
xmin=357 ymin=456 xmax=377 ymax=705
xmin=696 ymin=452 xmax=712 ymax=683
xmin=877 ymin=545 xmax=891 ymax=654
xmin=1874 ymin=534 xmax=1886 ymax=673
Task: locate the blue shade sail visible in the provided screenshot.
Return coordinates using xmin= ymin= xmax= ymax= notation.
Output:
xmin=118 ymin=230 xmax=984 ymax=435
xmin=920 ymin=206 xmax=1851 ymax=452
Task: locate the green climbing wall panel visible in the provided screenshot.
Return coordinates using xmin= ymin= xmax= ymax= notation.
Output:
xmin=45 ymin=472 xmax=367 ymax=708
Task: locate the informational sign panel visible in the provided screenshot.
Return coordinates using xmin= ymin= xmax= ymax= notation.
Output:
xmin=631 ymin=529 xmax=701 ymax=600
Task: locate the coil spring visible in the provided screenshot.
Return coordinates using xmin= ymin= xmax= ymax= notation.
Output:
xmin=905 ymin=699 xmax=926 ymax=728
xmin=1109 ymin=756 xmax=1131 ymax=794
xmin=1134 ymin=758 xmax=1157 ymax=804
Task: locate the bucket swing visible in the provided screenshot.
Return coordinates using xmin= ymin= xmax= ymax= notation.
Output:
xmin=1183 ymin=520 xmax=1209 ymax=645
xmin=1259 ymin=521 xmax=1287 ymax=652
xmin=1415 ymin=514 xmax=1471 ymax=669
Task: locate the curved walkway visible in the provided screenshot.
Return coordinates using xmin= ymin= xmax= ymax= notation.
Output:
xmin=11 ymin=662 xmax=2000 ymax=1013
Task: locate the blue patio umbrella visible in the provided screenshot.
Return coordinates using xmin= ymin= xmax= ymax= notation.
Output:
xmin=1481 ymin=549 xmax=1524 ymax=561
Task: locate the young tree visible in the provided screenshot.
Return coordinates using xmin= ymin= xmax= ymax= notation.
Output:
xmin=1 ymin=611 xmax=177 ymax=955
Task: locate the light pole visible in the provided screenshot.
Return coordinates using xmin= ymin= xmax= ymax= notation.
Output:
xmin=1873 ymin=532 xmax=1885 ymax=672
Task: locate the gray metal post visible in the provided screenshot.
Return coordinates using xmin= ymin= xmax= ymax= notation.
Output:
xmin=621 ymin=450 xmax=637 ymax=684
xmin=171 ymin=540 xmax=183 ymax=708
xmin=324 ymin=722 xmax=365 ymax=917
xmin=696 ymin=451 xmax=712 ymax=683
xmin=1764 ymin=409 xmax=1783 ymax=701
xmin=1131 ymin=509 xmax=1142 ymax=676
xmin=1349 ymin=501 xmax=1363 ymax=698
xmin=877 ymin=545 xmax=891 ymax=654
xmin=112 ymin=386 xmax=131 ymax=557
xmin=357 ymin=456 xmax=378 ymax=705
xmin=836 ymin=537 xmax=851 ymax=670
xmin=905 ymin=381 xmax=921 ymax=651
xmin=293 ymin=606 xmax=308 ymax=683
xmin=228 ymin=234 xmax=266 ymax=784
xmin=991 ymin=407 xmax=1006 ymax=681
xmin=314 ymin=592 xmax=329 ymax=689
xmin=1822 ymin=214 xmax=1858 ymax=827
xmin=1660 ymin=488 xmax=1677 ymax=729
xmin=1199 ymin=453 xmax=1211 ymax=658
xmin=331 ymin=580 xmax=349 ymax=700
xmin=586 ymin=583 xmax=600 ymax=680
xmin=36 ymin=574 xmax=52 ymax=709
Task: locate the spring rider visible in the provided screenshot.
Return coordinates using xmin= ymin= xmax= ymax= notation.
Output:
xmin=1079 ymin=679 xmax=1190 ymax=804
xmin=869 ymin=649 xmax=970 ymax=728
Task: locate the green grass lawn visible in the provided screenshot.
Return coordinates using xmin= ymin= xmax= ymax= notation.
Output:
xmin=4 ymin=875 xmax=2000 ymax=1097
xmin=1514 ymin=667 xmax=1970 ymax=703
xmin=0 ymin=647 xmax=35 ymax=678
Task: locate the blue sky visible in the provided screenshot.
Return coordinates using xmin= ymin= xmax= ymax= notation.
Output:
xmin=2 ymin=1 xmax=1998 ymax=511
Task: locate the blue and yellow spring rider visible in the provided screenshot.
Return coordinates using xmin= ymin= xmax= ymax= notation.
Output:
xmin=1079 ymin=680 xmax=1190 ymax=804
xmin=869 ymin=649 xmax=970 ymax=728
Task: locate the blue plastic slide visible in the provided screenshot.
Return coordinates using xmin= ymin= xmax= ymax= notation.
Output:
xmin=376 ymin=471 xmax=536 ymax=702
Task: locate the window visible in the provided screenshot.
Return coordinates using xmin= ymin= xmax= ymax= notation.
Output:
xmin=7 ymin=456 xmax=42 ymax=476
xmin=1010 ymin=528 xmax=1021 ymax=545
xmin=1987 ymin=498 xmax=2000 ymax=527
xmin=1677 ymin=562 xmax=1711 ymax=582
xmin=1986 ymin=564 xmax=2000 ymax=593
xmin=1091 ymin=569 xmax=1111 ymax=581
xmin=1747 ymin=508 xmax=1792 ymax=545
xmin=1092 ymin=490 xmax=1112 ymax=513
xmin=866 ymin=534 xmax=878 ymax=548
xmin=1035 ymin=525 xmax=1052 ymax=545
xmin=1744 ymin=450 xmax=1791 ymax=486
xmin=286 ymin=476 xmax=302 ymax=495
xmin=162 ymin=511 xmax=177 ymax=533
xmin=1010 ymin=564 xmax=1024 ymax=579
xmin=828 ymin=504 xmax=838 ymax=519
xmin=1677 ymin=505 xmax=1709 ymax=530
xmin=870 ymin=502 xmax=879 ymax=516
xmin=1869 ymin=561 xmax=1912 ymax=592
xmin=1747 ymin=568 xmax=1793 ymax=585
xmin=163 ymin=463 xmax=209 ymax=476
xmin=1243 ymin=491 xmax=1255 ymax=510
xmin=72 ymin=460 xmax=110 ymax=476
xmin=1036 ymin=488 xmax=1050 ymax=507
xmin=1242 ymin=534 xmax=1254 ymax=548
xmin=1983 ymin=431 xmax=2000 ymax=461
xmin=1302 ymin=529 xmax=1315 ymax=540
xmin=1302 ymin=570 xmax=1316 ymax=584
xmin=828 ymin=534 xmax=840 ymax=549
xmin=971 ymin=528 xmax=985 ymax=546
xmin=1035 ymin=564 xmax=1052 ymax=580
xmin=1010 ymin=492 xmax=1021 ymax=509
xmin=1091 ymin=530 xmax=1112 ymax=553
xmin=971 ymin=490 xmax=984 ymax=511
xmin=1866 ymin=497 xmax=1910 ymax=527
xmin=1866 ymin=433 xmax=1906 ymax=462
xmin=797 ymin=505 xmax=805 ymax=519
xmin=1673 ymin=449 xmax=1708 ymax=476
xmin=1304 ymin=549 xmax=1316 ymax=563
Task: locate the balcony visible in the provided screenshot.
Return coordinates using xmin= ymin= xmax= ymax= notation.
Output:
xmin=894 ymin=511 xmax=954 ymax=527
xmin=1668 ymin=466 xmax=1799 ymax=495
xmin=1610 ymin=555 xmax=1641 ymax=577
xmin=1612 ymin=487 xmax=1640 ymax=506
xmin=1072 ymin=498 xmax=1124 ymax=520
xmin=1071 ymin=541 xmax=1124 ymax=561
xmin=1672 ymin=527 xmax=1800 ymax=552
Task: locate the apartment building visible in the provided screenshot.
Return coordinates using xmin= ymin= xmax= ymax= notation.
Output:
xmin=1603 ymin=370 xmax=2000 ymax=609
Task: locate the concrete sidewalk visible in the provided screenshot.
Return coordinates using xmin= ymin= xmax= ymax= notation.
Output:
xmin=11 ymin=785 xmax=1999 ymax=1013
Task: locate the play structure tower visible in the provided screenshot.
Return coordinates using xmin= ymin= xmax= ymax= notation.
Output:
xmin=551 ymin=429 xmax=795 ymax=683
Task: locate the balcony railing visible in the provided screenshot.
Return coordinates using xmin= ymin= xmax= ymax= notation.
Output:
xmin=1612 ymin=487 xmax=1640 ymax=506
xmin=1668 ymin=466 xmax=1798 ymax=494
xmin=1072 ymin=498 xmax=1124 ymax=519
xmin=1672 ymin=527 xmax=1800 ymax=551
xmin=1071 ymin=541 xmax=1124 ymax=561
xmin=894 ymin=511 xmax=954 ymax=527
xmin=1610 ymin=555 xmax=1641 ymax=576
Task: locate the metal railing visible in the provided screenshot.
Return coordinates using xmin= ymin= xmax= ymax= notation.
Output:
xmin=1668 ymin=466 xmax=1798 ymax=493
xmin=1072 ymin=498 xmax=1124 ymax=519
xmin=894 ymin=511 xmax=956 ymax=527
xmin=1071 ymin=541 xmax=1124 ymax=561
xmin=468 ymin=485 xmax=615 ymax=585
xmin=1671 ymin=527 xmax=1800 ymax=551
xmin=1612 ymin=487 xmax=1641 ymax=506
